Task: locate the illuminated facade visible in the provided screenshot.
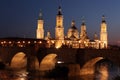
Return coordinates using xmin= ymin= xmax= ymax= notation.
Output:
xmin=36 ymin=10 xmax=44 ymax=39
xmin=100 ymin=15 xmax=108 ymax=49
xmin=67 ymin=20 xmax=79 ymax=39
xmin=36 ymin=6 xmax=108 ymax=49
xmin=55 ymin=6 xmax=64 ymax=48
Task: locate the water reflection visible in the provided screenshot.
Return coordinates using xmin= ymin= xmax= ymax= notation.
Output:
xmin=13 ymin=78 xmax=27 ymax=80
xmin=95 ymin=65 xmax=108 ymax=80
xmin=0 ymin=59 xmax=120 ymax=80
xmin=94 ymin=59 xmax=120 ymax=80
xmin=0 ymin=73 xmax=119 ymax=80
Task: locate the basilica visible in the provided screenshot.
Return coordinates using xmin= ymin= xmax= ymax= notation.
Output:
xmin=36 ymin=6 xmax=108 ymax=49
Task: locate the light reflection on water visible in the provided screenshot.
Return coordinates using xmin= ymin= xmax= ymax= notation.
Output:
xmin=0 ymin=69 xmax=120 ymax=80
xmin=0 ymin=71 xmax=120 ymax=80
xmin=1 ymin=60 xmax=120 ymax=80
xmin=12 ymin=78 xmax=27 ymax=80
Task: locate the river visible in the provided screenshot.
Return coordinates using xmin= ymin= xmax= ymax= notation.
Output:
xmin=0 ymin=59 xmax=120 ymax=80
xmin=0 ymin=67 xmax=120 ymax=80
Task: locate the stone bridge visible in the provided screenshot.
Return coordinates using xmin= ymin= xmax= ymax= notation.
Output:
xmin=0 ymin=38 xmax=120 ymax=75
xmin=0 ymin=47 xmax=120 ymax=69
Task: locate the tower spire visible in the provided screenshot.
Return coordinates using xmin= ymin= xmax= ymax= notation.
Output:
xmin=81 ymin=16 xmax=85 ymax=25
xmin=38 ymin=10 xmax=43 ymax=20
xmin=71 ymin=20 xmax=75 ymax=26
xmin=102 ymin=15 xmax=106 ymax=23
xmin=57 ymin=6 xmax=62 ymax=15
xmin=58 ymin=0 xmax=62 ymax=8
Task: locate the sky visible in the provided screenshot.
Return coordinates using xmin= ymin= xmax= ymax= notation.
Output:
xmin=0 ymin=0 xmax=120 ymax=45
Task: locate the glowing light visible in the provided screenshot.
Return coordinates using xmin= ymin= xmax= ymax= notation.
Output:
xmin=67 ymin=41 xmax=69 ymax=44
xmin=17 ymin=78 xmax=26 ymax=80
xmin=9 ymin=41 xmax=12 ymax=44
xmin=23 ymin=41 xmax=25 ymax=43
xmin=34 ymin=41 xmax=36 ymax=43
xmin=19 ymin=45 xmax=24 ymax=47
xmin=1 ymin=42 xmax=3 ymax=44
xmin=17 ymin=41 xmax=20 ymax=44
xmin=47 ymin=41 xmax=49 ymax=43
xmin=55 ymin=40 xmax=62 ymax=49
xmin=56 ymin=46 xmax=60 ymax=49
xmin=79 ymin=41 xmax=81 ymax=43
xmin=84 ymin=41 xmax=86 ymax=44
xmin=39 ymin=41 xmax=42 ymax=44
xmin=28 ymin=41 xmax=30 ymax=44
xmin=51 ymin=41 xmax=54 ymax=44
xmin=3 ymin=41 xmax=6 ymax=43
xmin=57 ymin=61 xmax=64 ymax=64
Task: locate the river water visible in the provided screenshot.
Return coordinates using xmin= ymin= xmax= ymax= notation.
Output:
xmin=0 ymin=59 xmax=120 ymax=80
xmin=0 ymin=67 xmax=120 ymax=80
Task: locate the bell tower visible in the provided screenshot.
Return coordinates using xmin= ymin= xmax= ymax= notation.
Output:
xmin=100 ymin=15 xmax=108 ymax=48
xmin=80 ymin=18 xmax=87 ymax=40
xmin=36 ymin=10 xmax=44 ymax=39
xmin=55 ymin=6 xmax=64 ymax=40
xmin=55 ymin=6 xmax=64 ymax=48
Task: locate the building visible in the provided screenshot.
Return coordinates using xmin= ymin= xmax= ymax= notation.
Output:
xmin=36 ymin=6 xmax=108 ymax=49
xmin=36 ymin=10 xmax=44 ymax=39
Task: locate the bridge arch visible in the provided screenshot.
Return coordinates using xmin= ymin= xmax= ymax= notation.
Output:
xmin=80 ymin=57 xmax=104 ymax=75
xmin=39 ymin=53 xmax=57 ymax=71
xmin=10 ymin=52 xmax=27 ymax=70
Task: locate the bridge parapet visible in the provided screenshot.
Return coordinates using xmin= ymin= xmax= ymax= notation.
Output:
xmin=0 ymin=38 xmax=46 ymax=48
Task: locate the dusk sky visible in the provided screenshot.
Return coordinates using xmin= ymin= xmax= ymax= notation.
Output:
xmin=0 ymin=0 xmax=120 ymax=45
